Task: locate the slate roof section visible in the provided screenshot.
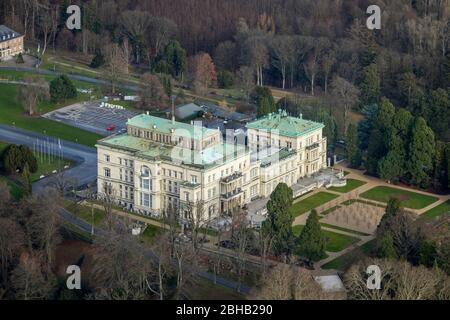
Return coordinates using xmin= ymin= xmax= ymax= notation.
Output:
xmin=0 ymin=25 xmax=22 ymax=43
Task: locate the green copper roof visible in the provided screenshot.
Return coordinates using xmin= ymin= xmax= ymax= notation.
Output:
xmin=127 ymin=114 xmax=218 ymax=139
xmin=246 ymin=111 xmax=324 ymax=137
xmin=97 ymin=133 xmax=248 ymax=169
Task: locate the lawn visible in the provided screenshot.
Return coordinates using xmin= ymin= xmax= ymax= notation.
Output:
xmin=0 ymin=140 xmax=74 ymax=182
xmin=321 ymin=240 xmax=376 ymax=271
xmin=290 ymin=192 xmax=339 ymax=217
xmin=141 ymin=224 xmax=164 ymax=242
xmin=64 ymin=200 xmax=105 ymax=226
xmin=320 ymin=223 xmax=371 ymax=236
xmin=360 ymin=186 xmax=438 ymax=209
xmin=419 ymin=200 xmax=450 ymax=220
xmin=328 ymin=179 xmax=366 ymax=193
xmin=293 ymin=225 xmax=360 ymax=253
xmin=0 ymin=83 xmax=102 ymax=147
xmin=31 ymin=154 xmax=74 ymax=181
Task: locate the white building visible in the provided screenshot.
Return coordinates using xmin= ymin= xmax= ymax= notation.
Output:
xmin=96 ymin=110 xmax=327 ymax=223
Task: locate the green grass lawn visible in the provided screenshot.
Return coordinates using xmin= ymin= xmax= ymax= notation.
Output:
xmin=320 ymin=223 xmax=371 ymax=236
xmin=0 ymin=84 xmax=102 ymax=146
xmin=64 ymin=200 xmax=105 ymax=226
xmin=1 ymin=140 xmax=75 ymax=182
xmin=290 ymin=192 xmax=339 ymax=217
xmin=360 ymin=186 xmax=438 ymax=209
xmin=31 ymin=155 xmax=74 ymax=181
xmin=321 ymin=240 xmax=376 ymax=271
xmin=141 ymin=224 xmax=164 ymax=242
xmin=419 ymin=200 xmax=450 ymax=220
xmin=293 ymin=225 xmax=360 ymax=253
xmin=0 ymin=69 xmax=99 ymax=90
xmin=328 ymin=179 xmax=366 ymax=193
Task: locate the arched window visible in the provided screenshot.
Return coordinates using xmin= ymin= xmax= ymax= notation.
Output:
xmin=141 ymin=166 xmax=151 ymax=177
xmin=141 ymin=166 xmax=152 ymax=191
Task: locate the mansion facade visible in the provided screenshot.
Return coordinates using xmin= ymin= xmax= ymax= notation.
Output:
xmin=0 ymin=26 xmax=24 ymax=61
xmin=96 ymin=110 xmax=327 ymax=222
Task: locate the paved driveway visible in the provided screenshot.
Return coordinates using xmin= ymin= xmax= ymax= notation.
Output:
xmin=0 ymin=125 xmax=97 ymax=193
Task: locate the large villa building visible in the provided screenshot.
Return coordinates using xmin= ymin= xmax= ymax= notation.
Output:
xmin=96 ymin=110 xmax=327 ymax=223
xmin=0 ymin=25 xmax=24 ymax=61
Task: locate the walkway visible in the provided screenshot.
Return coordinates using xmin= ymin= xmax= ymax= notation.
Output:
xmin=334 ymin=163 xmax=450 ymax=215
xmin=1 ymin=125 xmax=97 ymax=193
xmin=292 ymin=162 xmax=450 ymax=270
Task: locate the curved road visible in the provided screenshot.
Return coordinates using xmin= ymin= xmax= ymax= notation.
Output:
xmin=0 ymin=66 xmax=138 ymax=92
xmin=0 ymin=125 xmax=97 ymax=192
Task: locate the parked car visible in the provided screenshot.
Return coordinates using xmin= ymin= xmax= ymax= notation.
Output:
xmin=106 ymin=125 xmax=117 ymax=132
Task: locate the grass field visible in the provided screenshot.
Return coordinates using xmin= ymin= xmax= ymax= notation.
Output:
xmin=0 ymin=140 xmax=74 ymax=181
xmin=290 ymin=192 xmax=339 ymax=217
xmin=64 ymin=200 xmax=105 ymax=226
xmin=0 ymin=69 xmax=99 ymax=90
xmin=320 ymin=223 xmax=371 ymax=236
xmin=328 ymin=179 xmax=366 ymax=193
xmin=293 ymin=225 xmax=360 ymax=253
xmin=360 ymin=186 xmax=438 ymax=209
xmin=419 ymin=200 xmax=450 ymax=220
xmin=31 ymin=155 xmax=74 ymax=181
xmin=0 ymin=84 xmax=102 ymax=146
xmin=321 ymin=240 xmax=376 ymax=271
xmin=141 ymin=224 xmax=164 ymax=242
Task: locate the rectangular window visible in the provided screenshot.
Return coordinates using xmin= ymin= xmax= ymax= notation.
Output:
xmin=104 ymin=168 xmax=111 ymax=178
xmin=104 ymin=154 xmax=110 ymax=162
xmin=141 ymin=193 xmax=151 ymax=208
xmin=142 ymin=179 xmax=150 ymax=191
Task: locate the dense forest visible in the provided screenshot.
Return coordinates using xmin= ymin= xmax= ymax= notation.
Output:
xmin=0 ymin=0 xmax=449 ymax=190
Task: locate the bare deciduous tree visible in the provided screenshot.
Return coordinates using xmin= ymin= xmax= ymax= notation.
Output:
xmin=103 ymin=42 xmax=129 ymax=94
xmin=0 ymin=217 xmax=24 ymax=286
xmin=91 ymin=219 xmax=155 ymax=300
xmin=27 ymin=189 xmax=62 ymax=269
xmin=120 ymin=10 xmax=152 ymax=64
xmin=17 ymin=76 xmax=49 ymax=116
xmin=254 ymin=264 xmax=324 ymax=300
xmin=10 ymin=251 xmax=57 ymax=300
xmin=331 ymin=75 xmax=359 ymax=136
xmin=138 ymin=73 xmax=168 ymax=110
xmin=344 ymin=258 xmax=450 ymax=300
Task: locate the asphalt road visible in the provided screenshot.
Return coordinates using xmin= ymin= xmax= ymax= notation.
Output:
xmin=0 ymin=125 xmax=97 ymax=193
xmin=0 ymin=66 xmax=138 ymax=92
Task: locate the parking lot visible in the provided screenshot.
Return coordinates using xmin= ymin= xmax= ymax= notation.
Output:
xmin=42 ymin=101 xmax=139 ymax=136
